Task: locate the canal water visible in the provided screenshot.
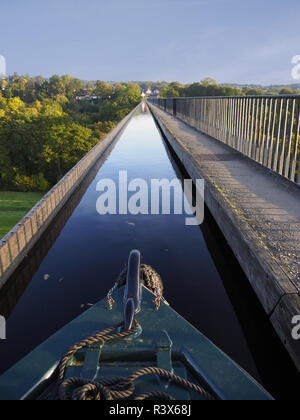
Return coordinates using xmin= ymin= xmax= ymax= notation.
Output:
xmin=0 ymin=104 xmax=299 ymax=399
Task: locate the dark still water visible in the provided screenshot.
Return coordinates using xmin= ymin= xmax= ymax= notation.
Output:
xmin=0 ymin=105 xmax=299 ymax=400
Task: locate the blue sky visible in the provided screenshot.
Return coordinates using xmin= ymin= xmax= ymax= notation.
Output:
xmin=1 ymin=0 xmax=300 ymax=85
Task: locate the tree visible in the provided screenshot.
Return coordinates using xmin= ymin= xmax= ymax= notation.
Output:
xmin=0 ymin=76 xmax=140 ymax=191
xmin=244 ymin=88 xmax=266 ymax=96
xmin=40 ymin=117 xmax=96 ymax=182
xmin=94 ymin=121 xmax=116 ymax=140
xmin=49 ymin=75 xmax=65 ymax=97
xmin=200 ymin=78 xmax=218 ymax=87
xmin=94 ymin=81 xmax=114 ymax=98
xmin=280 ymin=88 xmax=293 ymax=95
xmin=160 ymin=86 xmax=180 ymax=98
xmin=60 ymin=75 xmax=82 ymax=98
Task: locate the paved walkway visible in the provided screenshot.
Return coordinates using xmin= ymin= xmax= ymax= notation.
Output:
xmin=150 ymin=103 xmax=300 ymax=369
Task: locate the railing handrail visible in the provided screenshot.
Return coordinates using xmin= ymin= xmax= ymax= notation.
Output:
xmin=158 ymin=94 xmax=300 ymax=100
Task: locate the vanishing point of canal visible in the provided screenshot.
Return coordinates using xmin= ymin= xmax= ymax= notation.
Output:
xmin=0 ymin=104 xmax=299 ymax=400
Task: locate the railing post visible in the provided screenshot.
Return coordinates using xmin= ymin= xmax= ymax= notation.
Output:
xmin=293 ymin=101 xmax=300 ymax=183
xmin=278 ymin=98 xmax=289 ymax=176
xmin=264 ymin=98 xmax=273 ymax=166
xmin=234 ymin=97 xmax=238 ymax=149
xmin=242 ymin=98 xmax=248 ymax=155
xmin=256 ymin=97 xmax=263 ymax=162
xmin=259 ymin=98 xmax=268 ymax=164
xmin=232 ymin=98 xmax=237 ymax=149
xmin=173 ymin=98 xmax=177 ymax=116
xmin=268 ymin=98 xmax=277 ymax=169
xmin=225 ymin=98 xmax=230 ymax=144
xmin=240 ymin=98 xmax=245 ymax=153
xmin=236 ymin=98 xmax=242 ymax=150
xmin=252 ymin=98 xmax=259 ymax=160
xmin=284 ymin=99 xmax=296 ymax=179
xmin=248 ymin=98 xmax=255 ymax=156
xmin=273 ymin=98 xmax=283 ymax=172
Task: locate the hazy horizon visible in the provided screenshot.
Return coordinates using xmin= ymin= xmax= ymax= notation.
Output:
xmin=3 ymin=74 xmax=300 ymax=89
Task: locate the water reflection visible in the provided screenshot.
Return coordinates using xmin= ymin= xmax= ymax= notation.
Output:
xmin=0 ymin=104 xmax=298 ymax=400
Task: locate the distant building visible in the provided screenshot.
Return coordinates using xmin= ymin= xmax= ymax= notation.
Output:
xmin=76 ymin=94 xmax=102 ymax=101
xmin=141 ymin=87 xmax=160 ymax=97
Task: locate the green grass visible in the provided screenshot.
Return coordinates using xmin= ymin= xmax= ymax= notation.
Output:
xmin=0 ymin=191 xmax=44 ymax=239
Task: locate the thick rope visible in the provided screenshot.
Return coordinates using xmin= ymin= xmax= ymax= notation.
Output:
xmin=58 ymin=366 xmax=215 ymax=400
xmin=109 ymin=264 xmax=166 ymax=309
xmin=56 ymin=321 xmax=138 ymax=383
xmin=52 ymin=263 xmax=215 ymax=401
xmin=54 ymin=322 xmax=215 ymax=401
xmin=116 ymin=264 xmax=164 ymax=297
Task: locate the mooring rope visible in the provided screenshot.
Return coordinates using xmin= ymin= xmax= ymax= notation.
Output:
xmin=51 ymin=263 xmax=215 ymax=401
xmin=108 ymin=263 xmax=166 ymax=309
xmin=55 ymin=321 xmax=215 ymax=401
xmin=56 ymin=321 xmax=138 ymax=384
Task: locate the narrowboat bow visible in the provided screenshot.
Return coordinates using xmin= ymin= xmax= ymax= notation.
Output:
xmin=0 ymin=250 xmax=273 ymax=400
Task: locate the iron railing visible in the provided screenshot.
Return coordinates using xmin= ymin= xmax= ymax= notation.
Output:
xmin=150 ymin=96 xmax=300 ymax=184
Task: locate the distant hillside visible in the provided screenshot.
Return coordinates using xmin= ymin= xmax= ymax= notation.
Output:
xmin=222 ymin=83 xmax=300 ymax=93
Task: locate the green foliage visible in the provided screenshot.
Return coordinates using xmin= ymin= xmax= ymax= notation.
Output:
xmin=160 ymin=86 xmax=180 ymax=98
xmin=243 ymin=88 xmax=267 ymax=96
xmin=94 ymin=81 xmax=114 ymax=98
xmin=33 ymin=173 xmax=50 ymax=191
xmin=160 ymin=79 xmax=244 ymax=98
xmin=160 ymin=82 xmax=185 ymax=98
xmin=13 ymin=173 xmax=50 ymax=192
xmin=279 ymin=88 xmax=294 ymax=95
xmin=0 ymin=75 xmax=141 ymax=192
xmin=94 ymin=121 xmax=116 ymax=140
xmin=157 ymin=79 xmax=300 ymax=99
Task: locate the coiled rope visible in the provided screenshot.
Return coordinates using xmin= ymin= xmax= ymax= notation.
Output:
xmin=107 ymin=264 xmax=166 ymax=309
xmin=55 ymin=321 xmax=215 ymax=401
